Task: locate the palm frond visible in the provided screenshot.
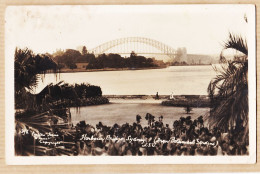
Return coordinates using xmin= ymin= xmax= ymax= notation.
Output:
xmin=208 ymin=33 xmax=248 ymax=140
xmin=224 ymin=33 xmax=248 ymax=56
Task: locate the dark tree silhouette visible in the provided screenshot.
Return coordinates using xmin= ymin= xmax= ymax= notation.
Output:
xmin=184 ymin=105 xmax=193 ymax=114
xmin=15 ymin=48 xmax=57 ymax=109
xmin=207 ymin=32 xmax=248 ymax=140
xmin=82 ymin=46 xmax=88 ymax=55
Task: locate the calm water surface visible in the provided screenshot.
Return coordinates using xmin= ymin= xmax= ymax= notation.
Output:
xmin=36 ymin=65 xmax=216 ymax=95
xmin=36 ymin=65 xmax=216 ymax=125
xmin=70 ymin=103 xmax=209 ymax=127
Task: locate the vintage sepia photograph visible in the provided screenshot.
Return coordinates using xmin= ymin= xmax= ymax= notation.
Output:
xmin=5 ymin=4 xmax=256 ymax=164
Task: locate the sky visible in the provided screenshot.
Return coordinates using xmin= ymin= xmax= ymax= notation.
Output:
xmin=5 ymin=5 xmax=254 ymax=55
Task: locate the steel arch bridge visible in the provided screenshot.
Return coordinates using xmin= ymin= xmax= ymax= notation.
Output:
xmin=89 ymin=37 xmax=177 ymax=60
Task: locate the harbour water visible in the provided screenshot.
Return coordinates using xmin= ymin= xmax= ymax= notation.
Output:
xmin=36 ymin=65 xmax=217 ymax=95
xmin=35 ymin=65 xmax=216 ymax=125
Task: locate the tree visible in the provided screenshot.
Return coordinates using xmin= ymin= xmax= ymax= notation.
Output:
xmin=130 ymin=51 xmax=137 ymax=58
xmin=14 ymin=48 xmax=71 ymax=156
xmin=207 ymin=32 xmax=248 ymax=140
xmin=15 ymin=48 xmax=57 ymax=109
xmin=69 ymin=62 xmax=77 ymax=70
xmin=56 ymin=49 xmax=81 ymax=68
xmin=57 ymin=63 xmax=65 ymax=70
xmin=82 ymin=46 xmax=88 ymax=55
xmin=184 ymin=105 xmax=192 ymax=114
xmin=86 ymin=52 xmax=156 ymax=69
xmin=52 ymin=49 xmax=65 ymax=57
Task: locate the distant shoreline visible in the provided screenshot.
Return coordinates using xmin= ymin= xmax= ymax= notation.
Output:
xmin=49 ymin=64 xmax=212 ymax=73
xmin=104 ymin=95 xmax=210 ymax=106
xmin=52 ymin=66 xmax=165 ymax=73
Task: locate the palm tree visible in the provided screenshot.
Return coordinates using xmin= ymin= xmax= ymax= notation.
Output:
xmin=14 ymin=49 xmax=102 ymax=156
xmin=14 ymin=48 xmax=65 ymax=156
xmin=15 ymin=48 xmax=57 ymax=110
xmin=207 ymin=33 xmax=248 ymax=140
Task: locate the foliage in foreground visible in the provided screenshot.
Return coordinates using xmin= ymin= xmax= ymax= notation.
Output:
xmin=14 ymin=48 xmax=108 ymax=156
xmin=207 ymin=33 xmax=248 ymax=141
xmin=15 ymin=48 xmax=58 ymax=110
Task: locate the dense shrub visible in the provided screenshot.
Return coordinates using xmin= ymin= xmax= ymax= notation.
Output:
xmin=86 ymin=53 xmax=157 ymax=69
xmin=162 ymin=99 xmax=210 ymax=107
xmin=74 ymin=83 xmax=102 ymax=98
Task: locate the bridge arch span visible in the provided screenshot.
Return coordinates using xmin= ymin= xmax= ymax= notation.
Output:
xmin=89 ymin=37 xmax=177 ymax=60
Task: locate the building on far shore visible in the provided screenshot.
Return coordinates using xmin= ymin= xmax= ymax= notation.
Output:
xmin=76 ymin=62 xmax=89 ymax=69
xmin=172 ymin=47 xmax=218 ymax=65
xmin=175 ymin=47 xmax=187 ymax=63
xmin=187 ymin=54 xmax=215 ymax=64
